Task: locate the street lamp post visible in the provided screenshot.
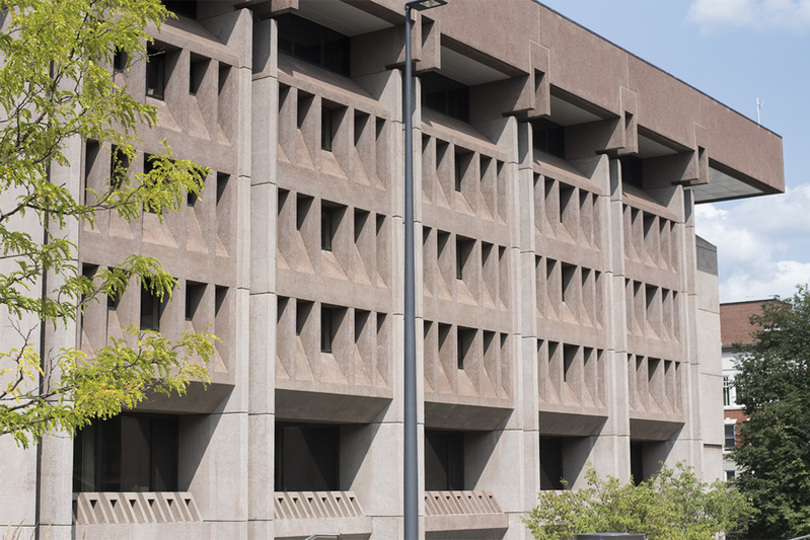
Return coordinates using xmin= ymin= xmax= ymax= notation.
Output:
xmin=402 ymin=1 xmax=446 ymax=539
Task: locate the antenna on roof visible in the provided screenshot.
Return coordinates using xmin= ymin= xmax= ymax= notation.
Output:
xmin=756 ymin=97 xmax=764 ymax=125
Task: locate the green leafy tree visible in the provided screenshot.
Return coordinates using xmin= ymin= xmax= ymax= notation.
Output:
xmin=0 ymin=0 xmax=213 ymax=448
xmin=731 ymin=288 xmax=810 ymax=539
xmin=524 ymin=463 xmax=753 ymax=540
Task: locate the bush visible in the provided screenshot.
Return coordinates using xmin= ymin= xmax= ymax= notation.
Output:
xmin=523 ymin=463 xmax=754 ymax=540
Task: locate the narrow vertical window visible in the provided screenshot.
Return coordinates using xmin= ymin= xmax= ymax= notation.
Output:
xmin=321 ymin=106 xmax=333 ymax=151
xmin=140 ymin=282 xmax=161 ymax=331
xmin=321 ymin=207 xmax=334 ymax=251
xmin=113 ymin=48 xmax=128 ymax=72
xmin=146 ymin=46 xmax=166 ymax=99
xmin=321 ymin=306 xmax=334 ymax=353
xmin=110 ymin=145 xmax=128 ymax=190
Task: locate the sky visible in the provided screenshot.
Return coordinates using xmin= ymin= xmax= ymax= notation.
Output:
xmin=538 ymin=0 xmax=810 ymax=303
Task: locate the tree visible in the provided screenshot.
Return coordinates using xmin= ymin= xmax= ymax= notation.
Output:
xmin=0 ymin=0 xmax=213 ymax=449
xmin=731 ymin=288 xmax=810 ymax=539
xmin=524 ymin=463 xmax=753 ymax=540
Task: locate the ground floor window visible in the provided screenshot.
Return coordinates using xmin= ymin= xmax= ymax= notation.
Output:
xmin=425 ymin=430 xmax=464 ymax=491
xmin=73 ymin=414 xmax=178 ymax=492
xmin=274 ymin=422 xmax=340 ymax=492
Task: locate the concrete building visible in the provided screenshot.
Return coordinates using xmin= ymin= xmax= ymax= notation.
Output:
xmin=0 ymin=0 xmax=785 ymax=539
xmin=719 ymin=299 xmax=780 ymax=481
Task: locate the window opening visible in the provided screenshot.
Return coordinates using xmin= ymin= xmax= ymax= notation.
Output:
xmin=277 ymin=14 xmax=350 ymax=76
xmin=425 ymin=430 xmax=464 ymax=490
xmin=140 ymin=279 xmax=163 ymax=331
xmin=724 ymin=423 xmax=736 ymax=451
xmin=421 ymin=72 xmax=469 ymax=122
xmin=113 ymin=48 xmax=128 ymax=72
xmin=73 ymin=414 xmax=179 ymax=492
xmin=321 ymin=306 xmax=335 ymax=353
xmin=146 ymin=46 xmax=166 ymax=99
xmin=532 ymin=118 xmax=565 ymax=158
xmin=274 ymin=422 xmax=339 ymax=491
xmin=185 ymin=282 xmax=205 ymax=321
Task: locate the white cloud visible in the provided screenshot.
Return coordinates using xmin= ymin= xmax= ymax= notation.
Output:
xmin=695 ymin=186 xmax=810 ymax=302
xmin=687 ymin=0 xmax=810 ymax=32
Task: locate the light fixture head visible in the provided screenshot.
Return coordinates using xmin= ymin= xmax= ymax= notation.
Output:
xmin=406 ymin=0 xmax=447 ymax=11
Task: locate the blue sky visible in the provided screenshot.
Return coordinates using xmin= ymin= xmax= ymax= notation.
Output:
xmin=539 ymin=0 xmax=810 ymax=303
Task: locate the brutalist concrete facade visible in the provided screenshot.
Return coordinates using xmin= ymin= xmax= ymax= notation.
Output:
xmin=0 ymin=1 xmax=784 ymax=539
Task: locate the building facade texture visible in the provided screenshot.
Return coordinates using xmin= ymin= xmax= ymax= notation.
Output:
xmin=0 ymin=0 xmax=785 ymax=539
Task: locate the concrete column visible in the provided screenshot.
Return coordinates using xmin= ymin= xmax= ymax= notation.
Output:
xmin=248 ymin=16 xmax=278 ymax=539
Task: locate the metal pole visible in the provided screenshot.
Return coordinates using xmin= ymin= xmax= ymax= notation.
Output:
xmin=403 ymin=5 xmax=418 ymax=540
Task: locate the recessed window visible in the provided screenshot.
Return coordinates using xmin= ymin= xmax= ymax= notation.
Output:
xmin=142 ymin=154 xmax=158 ymax=213
xmin=321 ymin=106 xmax=334 ymax=151
xmin=162 ymin=0 xmax=197 ymax=19
xmin=277 ymin=14 xmax=350 ymax=76
xmin=421 ymin=72 xmax=469 ymax=122
xmin=110 ymin=145 xmax=128 ymax=190
xmin=457 ymin=326 xmax=474 ymax=370
xmin=140 ymin=281 xmax=162 ymax=331
xmin=540 ymin=436 xmax=564 ymax=490
xmin=73 ymin=414 xmax=179 ymax=492
xmin=321 ymin=206 xmax=335 ymax=251
xmin=456 ymin=236 xmax=474 ymax=281
xmin=146 ymin=46 xmax=166 ymax=100
xmin=189 ymin=54 xmax=208 ymax=95
xmin=113 ymin=48 xmax=128 ymax=72
xmin=185 ymin=282 xmax=205 ymax=321
xmin=321 ymin=306 xmax=336 ymax=353
xmin=425 ymin=430 xmax=464 ymax=491
xmin=454 ymin=148 xmax=472 ymax=192
xmin=619 ymin=155 xmax=643 ymax=189
xmin=274 ymin=422 xmax=339 ymax=492
xmin=532 ymin=118 xmax=565 ymax=158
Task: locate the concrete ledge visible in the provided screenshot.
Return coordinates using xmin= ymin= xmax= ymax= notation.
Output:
xmin=274 ymin=491 xmax=372 ymax=540
xmin=424 ymin=490 xmax=508 ymax=540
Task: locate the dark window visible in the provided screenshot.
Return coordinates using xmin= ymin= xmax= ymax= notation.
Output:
xmin=321 ymin=206 xmax=335 ymax=251
xmin=619 ymin=155 xmax=644 ymax=190
xmin=146 ymin=46 xmax=166 ymax=99
xmin=106 ymin=268 xmax=121 ymax=310
xmin=140 ymin=281 xmax=162 ymax=331
xmin=321 ymin=106 xmax=334 ymax=151
xmin=277 ymin=14 xmax=350 ymax=76
xmin=113 ymin=48 xmax=128 ymax=72
xmin=185 ymin=282 xmax=205 ymax=321
xmin=532 ymin=118 xmax=565 ymax=158
xmin=296 ymin=300 xmax=313 ymax=337
xmin=457 ymin=327 xmax=474 ymax=370
xmin=321 ymin=306 xmax=335 ymax=353
xmin=274 ymin=423 xmax=339 ymax=491
xmin=189 ymin=54 xmax=207 ymax=95
xmin=425 ymin=430 xmax=464 ymax=490
xmin=456 ymin=236 xmax=473 ymax=281
xmin=724 ymin=423 xmax=737 ymax=451
xmin=162 ymin=0 xmax=196 ymax=18
xmin=725 ymin=470 xmax=736 ymax=481
xmin=630 ymin=441 xmax=644 ymax=485
xmin=421 ymin=72 xmax=469 ymax=122
xmin=540 ymin=437 xmax=564 ymax=490
xmin=215 ymin=286 xmax=227 ymax=318
xmin=143 ymin=154 xmax=158 ymax=213
xmin=110 ymin=145 xmax=128 ymax=190
xmin=73 ymin=414 xmax=179 ymax=492
xmin=454 ymin=149 xmax=472 ymax=192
